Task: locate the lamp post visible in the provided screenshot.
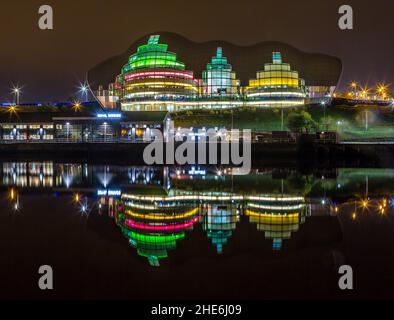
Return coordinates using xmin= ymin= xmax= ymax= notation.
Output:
xmin=351 ymin=82 xmax=357 ymax=99
xmin=66 ymin=122 xmax=70 ymax=142
xmin=377 ymin=84 xmax=388 ymax=101
xmin=321 ymin=101 xmax=326 ymax=131
xmin=281 ymin=107 xmax=284 ymax=131
xmin=365 ymin=110 xmax=368 ymax=131
xmin=336 ymin=120 xmax=342 ymax=132
xmin=361 ymin=88 xmax=369 ymax=101
xmin=79 ymin=83 xmax=89 ymax=102
xmin=12 ymin=87 xmax=21 ymax=105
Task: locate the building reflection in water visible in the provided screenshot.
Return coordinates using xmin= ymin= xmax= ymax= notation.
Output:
xmin=246 ymin=196 xmax=307 ymax=250
xmin=202 ymin=203 xmax=239 ymax=254
xmin=3 ymin=161 xmax=394 ymax=266
xmin=119 ymin=193 xmax=200 ymax=267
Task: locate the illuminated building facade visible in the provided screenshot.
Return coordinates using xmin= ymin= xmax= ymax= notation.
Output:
xmin=116 ymin=35 xmax=198 ymax=112
xmin=111 ymin=35 xmax=307 ymax=111
xmin=244 ymin=52 xmax=306 ymax=106
xmin=96 ymin=84 xmax=119 ymax=109
xmin=202 ymin=47 xmax=239 ymax=98
xmin=0 ymin=104 xmax=170 ymax=143
xmin=91 ymin=32 xmax=342 ymax=110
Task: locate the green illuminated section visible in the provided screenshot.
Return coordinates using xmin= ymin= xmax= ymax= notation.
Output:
xmin=121 ymin=35 xmax=185 ymax=74
xmin=120 ymin=226 xmax=186 ymax=266
xmin=207 ymin=230 xmax=233 ymax=254
xmin=129 ymin=231 xmax=185 ymax=244
xmin=202 ymin=47 xmax=237 ymax=96
xmin=206 ymin=47 xmax=232 ymax=71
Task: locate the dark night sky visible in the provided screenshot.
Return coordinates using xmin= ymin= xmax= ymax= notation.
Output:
xmin=0 ymin=0 xmax=393 ymax=102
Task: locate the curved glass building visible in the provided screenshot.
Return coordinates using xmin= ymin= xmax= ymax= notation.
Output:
xmin=245 ymin=52 xmax=306 ymax=106
xmin=116 ymin=35 xmax=198 ymax=111
xmin=113 ymin=35 xmax=309 ymax=111
xmin=202 ymin=47 xmax=239 ymax=98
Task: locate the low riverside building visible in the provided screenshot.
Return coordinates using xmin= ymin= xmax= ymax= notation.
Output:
xmin=0 ymin=103 xmax=170 ymax=143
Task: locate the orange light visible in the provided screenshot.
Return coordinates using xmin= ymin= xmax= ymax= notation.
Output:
xmin=72 ymin=101 xmax=82 ymax=112
xmin=8 ymin=105 xmax=18 ymax=113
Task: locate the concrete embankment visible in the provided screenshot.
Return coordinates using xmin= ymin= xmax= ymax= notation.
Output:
xmin=0 ymin=141 xmax=393 ymax=167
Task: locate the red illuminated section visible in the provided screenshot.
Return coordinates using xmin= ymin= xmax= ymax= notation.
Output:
xmin=124 ymin=71 xmax=194 ymax=82
xmin=125 ymin=216 xmax=200 ymax=231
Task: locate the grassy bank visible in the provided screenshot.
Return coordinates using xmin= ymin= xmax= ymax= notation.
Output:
xmin=172 ymin=104 xmax=394 ymax=140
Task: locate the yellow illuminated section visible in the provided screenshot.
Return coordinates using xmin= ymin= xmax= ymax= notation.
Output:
xmin=248 ymin=55 xmax=300 ymax=89
xmin=249 ymin=77 xmax=299 ymax=87
xmin=125 ymin=207 xmax=200 ymax=220
xmin=246 ymin=208 xmax=302 ymax=250
xmin=246 ymin=210 xmax=300 ymax=224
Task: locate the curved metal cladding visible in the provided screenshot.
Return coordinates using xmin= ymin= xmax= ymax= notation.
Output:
xmin=115 ymin=35 xmax=198 ymax=102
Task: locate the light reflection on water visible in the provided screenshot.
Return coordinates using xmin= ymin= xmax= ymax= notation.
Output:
xmin=2 ymin=161 xmax=394 ymax=299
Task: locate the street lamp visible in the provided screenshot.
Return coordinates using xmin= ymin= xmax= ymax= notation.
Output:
xmin=365 ymin=109 xmax=369 ymax=131
xmin=11 ymin=86 xmax=22 ymax=105
xmin=351 ymin=82 xmax=357 ymax=99
xmin=66 ymin=122 xmax=70 ymax=142
xmin=336 ymin=120 xmax=343 ymax=132
xmin=103 ymin=122 xmax=108 ymax=143
xmin=361 ymin=87 xmax=370 ymax=101
xmin=321 ymin=101 xmax=326 ymax=131
xmin=377 ymin=84 xmax=388 ymax=101
xmin=79 ymin=83 xmax=89 ymax=102
xmin=72 ymin=100 xmax=82 ymax=111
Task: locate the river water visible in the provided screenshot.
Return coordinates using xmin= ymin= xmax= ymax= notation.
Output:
xmin=1 ymin=161 xmax=394 ymax=299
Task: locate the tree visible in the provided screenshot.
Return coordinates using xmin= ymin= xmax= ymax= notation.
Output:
xmin=287 ymin=111 xmax=316 ymax=133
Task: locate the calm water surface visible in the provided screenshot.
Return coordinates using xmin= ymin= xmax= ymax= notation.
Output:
xmin=1 ymin=161 xmax=394 ymax=299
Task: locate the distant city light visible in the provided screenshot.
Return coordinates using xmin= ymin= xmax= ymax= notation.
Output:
xmin=72 ymin=100 xmax=82 ymax=111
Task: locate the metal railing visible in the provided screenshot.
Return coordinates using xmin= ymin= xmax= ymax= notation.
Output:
xmin=0 ymin=138 xmax=151 ymax=144
xmin=339 ymin=138 xmax=394 ymax=145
